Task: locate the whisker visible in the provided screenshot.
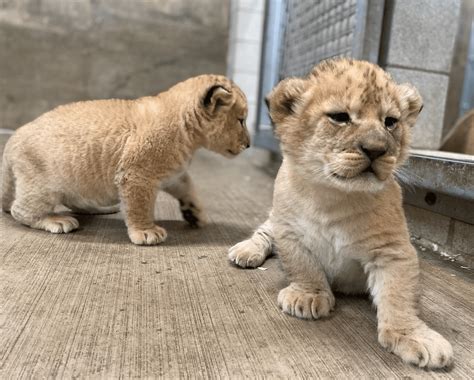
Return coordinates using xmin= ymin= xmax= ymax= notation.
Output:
xmin=394 ymin=167 xmax=419 ymax=193
xmin=396 ymin=165 xmax=424 ymax=184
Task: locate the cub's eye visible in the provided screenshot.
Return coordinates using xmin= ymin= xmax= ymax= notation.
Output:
xmin=327 ymin=112 xmax=350 ymax=123
xmin=384 ymin=117 xmax=398 ymax=130
xmin=238 ymin=118 xmax=245 ymax=126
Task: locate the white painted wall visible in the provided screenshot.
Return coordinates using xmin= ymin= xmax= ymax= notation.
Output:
xmin=227 ymin=0 xmax=265 ymax=135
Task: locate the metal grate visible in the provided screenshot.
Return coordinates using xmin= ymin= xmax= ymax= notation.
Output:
xmin=280 ymin=0 xmax=358 ymax=78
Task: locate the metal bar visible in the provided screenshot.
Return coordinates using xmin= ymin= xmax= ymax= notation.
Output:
xmin=352 ymin=0 xmax=369 ymax=59
xmin=460 ymin=18 xmax=474 ymax=116
xmin=256 ymin=0 xmax=287 ymax=134
xmin=253 ymin=129 xmax=280 ymax=152
xmin=399 ymin=151 xmax=474 ymax=203
xmin=443 ymin=0 xmax=474 ymax=137
xmin=352 ymin=0 xmax=385 ymax=62
xmin=403 ymin=189 xmax=474 ymax=225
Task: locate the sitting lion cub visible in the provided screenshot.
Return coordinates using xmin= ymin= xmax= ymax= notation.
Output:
xmin=2 ymin=75 xmax=250 ymax=245
xmin=229 ymin=59 xmax=453 ymax=368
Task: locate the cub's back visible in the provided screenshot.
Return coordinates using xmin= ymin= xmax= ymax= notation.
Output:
xmin=16 ymin=99 xmax=134 ymax=140
xmin=5 ymin=99 xmax=135 ymax=186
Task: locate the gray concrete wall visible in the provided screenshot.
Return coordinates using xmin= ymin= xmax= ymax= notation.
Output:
xmin=405 ymin=204 xmax=473 ymax=270
xmin=0 ymin=0 xmax=230 ymax=130
xmin=380 ymin=0 xmax=462 ymax=150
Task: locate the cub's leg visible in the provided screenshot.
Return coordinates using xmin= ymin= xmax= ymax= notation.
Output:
xmin=366 ymin=247 xmax=453 ymax=369
xmin=162 ymin=172 xmax=207 ymax=228
xmin=118 ymin=172 xmax=167 ymax=245
xmin=228 ymin=218 xmax=273 ymax=268
xmin=10 ymin=177 xmax=78 ymax=233
xmin=274 ymin=224 xmax=335 ymax=320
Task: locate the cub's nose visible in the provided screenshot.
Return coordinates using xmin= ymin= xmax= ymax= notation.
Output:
xmin=360 ymin=146 xmax=387 ymax=161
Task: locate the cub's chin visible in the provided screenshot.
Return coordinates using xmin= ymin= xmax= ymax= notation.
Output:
xmin=207 ymin=147 xmax=239 ymax=159
xmin=323 ymin=168 xmax=390 ymax=193
xmin=330 ymin=173 xmax=387 ymax=192
xmin=223 ymin=149 xmax=241 ymax=158
xmin=222 ymin=145 xmax=248 ymax=158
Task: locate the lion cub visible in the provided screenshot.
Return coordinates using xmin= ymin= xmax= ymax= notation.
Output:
xmin=2 ymin=75 xmax=250 ymax=245
xmin=229 ymin=59 xmax=453 ymax=368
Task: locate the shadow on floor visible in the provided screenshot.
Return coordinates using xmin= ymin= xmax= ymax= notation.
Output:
xmin=1 ymin=211 xmax=253 ymax=247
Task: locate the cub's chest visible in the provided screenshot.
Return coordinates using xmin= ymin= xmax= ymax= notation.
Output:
xmin=293 ymin=212 xmax=336 ymax=252
xmin=290 ymin=203 xmax=361 ymax=256
xmin=289 ymin=210 xmax=367 ymax=286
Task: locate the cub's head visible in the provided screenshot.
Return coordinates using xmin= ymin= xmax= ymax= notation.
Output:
xmin=195 ymin=75 xmax=250 ymax=157
xmin=267 ymin=58 xmax=422 ymax=192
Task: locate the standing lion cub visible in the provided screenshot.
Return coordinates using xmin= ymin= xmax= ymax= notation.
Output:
xmin=2 ymin=75 xmax=250 ymax=245
xmin=229 ymin=59 xmax=453 ymax=368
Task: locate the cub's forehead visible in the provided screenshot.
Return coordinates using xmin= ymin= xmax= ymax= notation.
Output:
xmin=312 ymin=59 xmax=391 ymax=83
xmin=308 ymin=59 xmax=401 ymax=110
xmin=230 ymin=83 xmax=248 ymax=113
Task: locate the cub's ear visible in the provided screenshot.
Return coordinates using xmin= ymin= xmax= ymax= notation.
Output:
xmin=266 ymin=77 xmax=307 ymax=125
xmin=398 ymin=83 xmax=423 ymax=126
xmin=203 ymin=85 xmax=233 ymax=113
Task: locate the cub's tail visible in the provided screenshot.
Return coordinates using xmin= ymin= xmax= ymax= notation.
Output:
xmin=228 ymin=218 xmax=273 ymax=268
xmin=1 ymin=155 xmax=15 ymax=213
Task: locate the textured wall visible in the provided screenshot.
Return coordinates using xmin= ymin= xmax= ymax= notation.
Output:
xmin=0 ymin=0 xmax=229 ymax=130
xmin=381 ymin=0 xmax=462 ymax=149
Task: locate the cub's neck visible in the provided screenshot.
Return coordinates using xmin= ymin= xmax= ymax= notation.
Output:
xmin=132 ymin=95 xmax=206 ymax=153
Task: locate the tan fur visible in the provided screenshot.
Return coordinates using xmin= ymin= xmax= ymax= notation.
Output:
xmin=229 ymin=59 xmax=453 ymax=369
xmin=2 ymin=75 xmax=250 ymax=245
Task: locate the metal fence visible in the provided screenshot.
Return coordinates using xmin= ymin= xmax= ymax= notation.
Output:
xmin=280 ymin=0 xmax=357 ymax=78
xmin=255 ymin=0 xmax=384 ymax=151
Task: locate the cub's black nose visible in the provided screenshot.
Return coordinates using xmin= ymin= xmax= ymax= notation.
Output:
xmin=246 ymin=143 xmax=250 ymax=149
xmin=361 ymin=146 xmax=386 ymax=161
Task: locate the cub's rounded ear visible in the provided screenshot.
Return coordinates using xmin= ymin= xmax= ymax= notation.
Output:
xmin=398 ymin=83 xmax=423 ymax=126
xmin=266 ymin=77 xmax=307 ymax=125
xmin=203 ymin=85 xmax=232 ymax=113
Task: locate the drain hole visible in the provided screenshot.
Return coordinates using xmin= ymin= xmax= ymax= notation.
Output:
xmin=424 ymin=192 xmax=437 ymax=206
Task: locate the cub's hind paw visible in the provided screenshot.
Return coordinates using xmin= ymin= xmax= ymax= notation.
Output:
xmin=379 ymin=324 xmax=453 ymax=369
xmin=278 ymin=283 xmax=335 ymax=320
xmin=128 ymin=225 xmax=167 ymax=245
xmin=179 ymin=201 xmax=207 ymax=228
xmin=33 ymin=215 xmax=79 ymax=234
xmin=228 ymin=239 xmax=266 ymax=268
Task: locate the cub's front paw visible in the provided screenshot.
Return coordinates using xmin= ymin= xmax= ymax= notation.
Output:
xmin=179 ymin=201 xmax=207 ymax=228
xmin=228 ymin=239 xmax=266 ymax=268
xmin=278 ymin=283 xmax=335 ymax=320
xmin=128 ymin=225 xmax=167 ymax=245
xmin=379 ymin=324 xmax=453 ymax=368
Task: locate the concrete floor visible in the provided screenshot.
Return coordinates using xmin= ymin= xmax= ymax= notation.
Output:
xmin=1 ymin=137 xmax=473 ymax=378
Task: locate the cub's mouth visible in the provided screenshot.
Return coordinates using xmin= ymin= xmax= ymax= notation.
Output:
xmin=331 ymin=165 xmax=379 ymax=181
xmin=226 ymin=144 xmax=249 ymax=156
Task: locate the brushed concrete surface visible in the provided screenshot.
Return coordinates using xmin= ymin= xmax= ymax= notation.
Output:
xmin=384 ymin=0 xmax=460 ymax=73
xmin=1 ymin=136 xmax=473 ymax=378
